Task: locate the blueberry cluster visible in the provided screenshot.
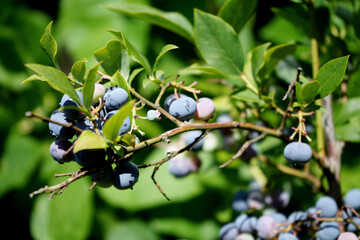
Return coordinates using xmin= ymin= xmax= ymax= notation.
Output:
xmin=219 ymin=187 xmax=360 ymax=240
xmin=48 ymin=84 xmax=139 ymax=190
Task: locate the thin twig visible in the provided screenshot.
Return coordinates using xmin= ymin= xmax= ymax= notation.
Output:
xmin=220 ymin=133 xmax=266 ymax=168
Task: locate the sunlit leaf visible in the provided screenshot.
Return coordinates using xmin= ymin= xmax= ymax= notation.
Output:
xmin=40 ymin=21 xmax=59 ymax=69
xmin=73 ymin=130 xmax=109 ymax=153
xmin=82 ymin=62 xmax=101 ymax=110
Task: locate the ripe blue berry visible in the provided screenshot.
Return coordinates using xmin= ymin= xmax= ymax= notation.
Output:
xmin=59 ymin=90 xmax=85 ymax=121
xmin=278 ymin=233 xmax=299 ymax=240
xmin=287 ymin=211 xmax=307 ymax=223
xmin=218 ymin=222 xmax=239 ymax=240
xmin=235 ymin=214 xmax=257 ymax=233
xmin=104 ymin=87 xmax=128 ymax=110
xmin=315 ymin=196 xmax=338 ymax=218
xmin=168 ymin=156 xmax=199 ymax=178
xmin=74 ymin=119 xmax=94 ymax=135
xmin=49 ymin=110 xmax=75 ymax=139
xmin=283 ymin=142 xmax=312 ymax=165
xmin=194 ymin=97 xmax=215 ymax=120
xmin=49 ymin=139 xmax=73 ymax=164
xmin=164 ymin=93 xmax=186 ymax=111
xmin=168 ymin=95 xmax=197 ymax=121
xmin=317 ymin=221 xmax=340 ymax=240
xmin=232 ymin=190 xmax=249 ymax=212
xmin=184 ymin=130 xmax=205 ymax=150
xmin=90 ymin=165 xmax=113 ymax=188
xmin=112 ymin=161 xmax=139 ymax=190
xmin=344 ymin=188 xmax=360 ymax=211
xmin=74 ymin=149 xmax=106 ymax=167
xmin=103 ymin=110 xmax=131 ymax=135
xmin=270 ymin=213 xmax=287 ymax=224
xmin=345 ymin=216 xmax=360 ymax=232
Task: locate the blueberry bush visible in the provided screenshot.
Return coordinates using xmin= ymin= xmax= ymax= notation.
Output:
xmin=2 ymin=0 xmax=360 ymax=239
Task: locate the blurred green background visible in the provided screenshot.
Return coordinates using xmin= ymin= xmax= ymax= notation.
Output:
xmin=1 ymin=0 xmax=360 ymax=239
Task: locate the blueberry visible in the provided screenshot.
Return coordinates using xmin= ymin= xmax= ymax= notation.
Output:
xmin=247 ymin=191 xmax=264 ymax=210
xmin=74 ymin=149 xmax=106 ymax=167
xmin=164 ymin=93 xmax=186 ymax=112
xmin=168 ymin=157 xmax=199 ymax=178
xmin=344 ymin=188 xmax=360 ymax=211
xmin=49 ymin=110 xmax=75 ymax=139
xmin=111 ymin=161 xmax=139 ymax=190
xmin=287 ymin=211 xmax=307 ymax=223
xmin=317 ymin=221 xmax=340 ymax=240
xmin=184 ymin=130 xmax=205 ymax=150
xmin=278 ymin=233 xmax=299 ymax=240
xmin=283 ymin=142 xmax=312 ymax=165
xmin=345 ymin=216 xmax=360 ymax=232
xmin=315 ymin=196 xmax=338 ymax=218
xmin=92 ymin=83 xmax=106 ymax=104
xmin=49 ymin=139 xmax=73 ymax=164
xmin=104 ymin=87 xmax=128 ymax=110
xmin=59 ymin=90 xmax=85 ymax=121
xmin=168 ymin=95 xmax=197 ymax=121
xmin=235 ymin=214 xmax=257 ymax=233
xmin=270 ymin=213 xmax=287 ymax=224
xmin=102 ymin=110 xmax=131 ymax=135
xmin=74 ymin=119 xmax=94 ymax=135
xmin=232 ymin=190 xmax=249 ymax=212
xmin=90 ymin=165 xmax=112 ymax=188
xmin=218 ymin=222 xmax=239 ymax=240
xmin=194 ymin=97 xmax=215 ymax=120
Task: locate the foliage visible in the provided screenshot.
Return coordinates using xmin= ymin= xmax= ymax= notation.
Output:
xmin=1 ymin=0 xmax=360 ymax=239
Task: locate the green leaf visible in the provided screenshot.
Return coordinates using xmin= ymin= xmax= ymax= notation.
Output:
xmin=0 ymin=132 xmax=42 ymax=197
xmin=105 ymin=4 xmax=193 ymax=42
xmin=231 ymin=88 xmax=260 ymax=103
xmin=108 ymin=30 xmax=152 ymax=76
xmin=94 ymin=39 xmax=130 ymax=78
xmin=106 ymin=220 xmax=160 ymax=240
xmin=258 ymin=43 xmax=297 ymax=80
xmin=334 ymin=97 xmax=360 ymax=125
xmin=40 ymin=21 xmax=60 ymax=69
xmin=82 ymin=62 xmax=101 ymax=110
xmin=153 ymin=44 xmax=179 ymax=72
xmin=194 ymin=9 xmax=244 ymax=76
xmin=70 ymin=59 xmax=87 ymax=84
xmin=243 ymin=43 xmax=271 ymax=92
xmin=73 ymin=130 xmax=109 ymax=153
xmin=111 ymin=71 xmax=130 ymax=97
xmin=128 ymin=68 xmax=144 ymax=86
xmin=218 ymin=0 xmax=258 ymax=33
xmin=22 ymin=74 xmax=47 ymax=84
xmin=24 ymin=64 xmax=81 ymax=105
xmin=180 ymin=64 xmax=228 ymax=79
xmin=31 ymin=171 xmax=94 ymax=240
xmin=300 ymin=80 xmax=320 ymax=104
xmin=103 ymin=100 xmax=135 ymax=142
xmin=315 ymin=55 xmax=349 ymax=98
xmin=335 ymin=117 xmax=360 ymax=142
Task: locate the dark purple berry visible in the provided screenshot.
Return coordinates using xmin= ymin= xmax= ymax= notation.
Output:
xmin=49 ymin=139 xmax=73 ymax=164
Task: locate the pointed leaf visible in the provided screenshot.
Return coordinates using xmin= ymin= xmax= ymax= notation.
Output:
xmin=24 ymin=64 xmax=81 ymax=105
xmin=82 ymin=62 xmax=101 ymax=110
xmin=300 ymin=80 xmax=320 ymax=104
xmin=258 ymin=43 xmax=297 ymax=80
xmin=103 ymin=100 xmax=135 ymax=142
xmin=218 ymin=0 xmax=258 ymax=33
xmin=243 ymin=42 xmax=271 ymax=92
xmin=73 ymin=130 xmax=109 ymax=153
xmin=111 ymin=71 xmax=131 ymax=97
xmin=40 ymin=21 xmax=59 ymax=69
xmin=70 ymin=59 xmax=87 ymax=84
xmin=334 ymin=97 xmax=360 ymax=125
xmin=105 ymin=4 xmax=193 ymax=42
xmin=231 ymin=88 xmax=260 ymax=103
xmin=108 ymin=30 xmax=151 ymax=76
xmin=94 ymin=39 xmax=130 ymax=78
xmin=22 ymin=74 xmax=47 ymax=84
xmin=128 ymin=68 xmax=144 ymax=86
xmin=315 ymin=55 xmax=349 ymax=98
xmin=194 ymin=9 xmax=244 ymax=76
xmin=153 ymin=44 xmax=179 ymax=72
